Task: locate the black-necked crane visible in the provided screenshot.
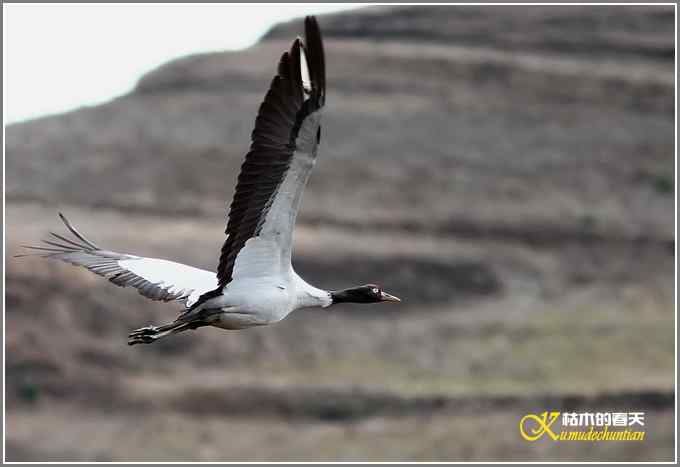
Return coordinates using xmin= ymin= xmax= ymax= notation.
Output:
xmin=20 ymin=16 xmax=401 ymax=346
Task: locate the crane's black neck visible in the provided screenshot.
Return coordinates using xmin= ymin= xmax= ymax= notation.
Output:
xmin=330 ymin=286 xmax=379 ymax=304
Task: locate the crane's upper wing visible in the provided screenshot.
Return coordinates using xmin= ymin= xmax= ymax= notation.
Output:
xmin=213 ymin=16 xmax=326 ymax=292
xmin=19 ymin=213 xmax=217 ymax=308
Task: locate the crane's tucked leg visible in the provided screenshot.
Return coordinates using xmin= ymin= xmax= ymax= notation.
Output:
xmin=128 ymin=319 xmax=207 ymax=345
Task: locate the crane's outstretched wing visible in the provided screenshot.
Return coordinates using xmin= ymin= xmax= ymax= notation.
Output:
xmin=200 ymin=16 xmax=326 ymax=305
xmin=19 ymin=213 xmax=217 ymax=308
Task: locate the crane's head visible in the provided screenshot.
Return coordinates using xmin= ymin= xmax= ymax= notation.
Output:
xmin=330 ymin=284 xmax=401 ymax=304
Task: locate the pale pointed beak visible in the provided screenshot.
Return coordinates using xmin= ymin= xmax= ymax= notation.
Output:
xmin=380 ymin=291 xmax=401 ymax=303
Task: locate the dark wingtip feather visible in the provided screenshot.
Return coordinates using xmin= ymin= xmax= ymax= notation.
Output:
xmin=18 ymin=245 xmax=62 ymax=253
xmin=17 ymin=214 xmax=100 ymax=259
xmin=49 ymin=231 xmax=85 ymax=249
xmin=277 ymin=51 xmax=291 ymax=78
xmin=304 ymin=15 xmax=326 ymax=105
xmin=288 ymin=38 xmax=303 ymax=99
xmin=41 ymin=239 xmax=79 ymax=251
xmin=305 ymin=15 xmax=319 ymax=33
xmin=57 ymin=212 xmax=100 ymax=250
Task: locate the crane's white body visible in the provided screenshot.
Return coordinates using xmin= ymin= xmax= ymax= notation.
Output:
xmin=204 ymin=237 xmax=332 ymax=329
xmin=116 ymin=234 xmax=332 ymax=329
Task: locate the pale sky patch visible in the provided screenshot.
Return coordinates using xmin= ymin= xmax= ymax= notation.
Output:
xmin=3 ymin=4 xmax=362 ymax=124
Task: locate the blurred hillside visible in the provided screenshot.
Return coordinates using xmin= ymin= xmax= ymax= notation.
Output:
xmin=5 ymin=5 xmax=675 ymax=462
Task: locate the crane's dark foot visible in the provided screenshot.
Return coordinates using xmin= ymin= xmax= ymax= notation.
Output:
xmin=128 ymin=326 xmax=161 ymax=345
xmin=128 ymin=322 xmax=188 ymax=345
xmin=127 ymin=317 xmax=211 ymax=345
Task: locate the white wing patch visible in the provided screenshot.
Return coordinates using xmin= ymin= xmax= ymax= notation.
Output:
xmin=300 ymin=46 xmax=312 ymax=95
xmin=256 ymin=148 xmax=316 ymax=269
xmin=231 ymin=237 xmax=286 ymax=281
xmin=119 ymin=258 xmax=217 ymax=306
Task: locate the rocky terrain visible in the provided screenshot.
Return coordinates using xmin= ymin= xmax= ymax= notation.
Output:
xmin=5 ymin=5 xmax=675 ymax=461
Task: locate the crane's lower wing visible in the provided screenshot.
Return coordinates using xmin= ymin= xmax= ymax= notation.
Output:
xmin=18 ymin=213 xmax=217 ymax=308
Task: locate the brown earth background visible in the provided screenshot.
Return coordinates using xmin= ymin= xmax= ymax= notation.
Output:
xmin=4 ymin=5 xmax=676 ymax=461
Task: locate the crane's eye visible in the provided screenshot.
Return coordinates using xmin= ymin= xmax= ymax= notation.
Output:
xmin=371 ymin=287 xmax=379 ymax=294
